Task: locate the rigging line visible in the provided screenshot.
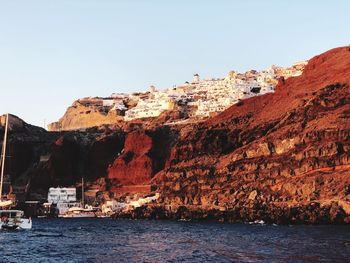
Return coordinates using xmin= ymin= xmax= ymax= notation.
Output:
xmin=0 ymin=113 xmax=9 ymax=199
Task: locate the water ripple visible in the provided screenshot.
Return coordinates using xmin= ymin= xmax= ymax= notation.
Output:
xmin=0 ymin=219 xmax=350 ymax=262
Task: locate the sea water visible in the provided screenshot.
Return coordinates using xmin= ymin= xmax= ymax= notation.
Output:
xmin=0 ymin=219 xmax=349 ymax=262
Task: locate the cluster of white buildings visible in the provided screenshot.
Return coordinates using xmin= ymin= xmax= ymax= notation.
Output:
xmin=184 ymin=70 xmax=276 ymax=117
xmin=122 ymin=61 xmax=306 ymax=120
xmin=124 ymin=90 xmax=175 ymax=121
xmin=75 ymin=61 xmax=307 ymax=122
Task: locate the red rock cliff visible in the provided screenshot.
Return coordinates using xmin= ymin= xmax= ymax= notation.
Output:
xmin=150 ymin=46 xmax=350 ymax=223
xmin=107 ymin=127 xmax=177 ymax=189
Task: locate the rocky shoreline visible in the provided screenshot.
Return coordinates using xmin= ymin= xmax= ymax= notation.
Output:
xmin=112 ymin=201 xmax=350 ymax=225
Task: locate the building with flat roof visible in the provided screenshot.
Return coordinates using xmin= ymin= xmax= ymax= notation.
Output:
xmin=47 ymin=187 xmax=77 ymax=204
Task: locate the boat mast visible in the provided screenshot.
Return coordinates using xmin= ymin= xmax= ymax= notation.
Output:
xmin=0 ymin=114 xmax=9 ymax=200
xmin=81 ymin=177 xmax=84 ymax=207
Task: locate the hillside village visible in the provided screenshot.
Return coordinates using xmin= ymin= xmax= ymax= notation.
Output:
xmin=49 ymin=61 xmax=307 ymax=130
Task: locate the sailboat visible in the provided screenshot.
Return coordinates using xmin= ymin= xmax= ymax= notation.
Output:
xmin=60 ymin=177 xmax=96 ymax=218
xmin=0 ymin=114 xmax=32 ymax=230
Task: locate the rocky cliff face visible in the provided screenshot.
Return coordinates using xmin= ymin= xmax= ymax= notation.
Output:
xmin=1 ymin=115 xmax=179 ymax=201
xmin=147 ymin=46 xmax=350 ymax=223
xmin=48 ymin=100 xmax=125 ymax=131
xmin=26 ymin=129 xmax=126 ymax=198
xmin=0 ymin=115 xmax=58 ymax=199
xmin=107 ymin=127 xmax=177 ymax=188
xmin=0 ymin=117 xmax=127 ymax=200
xmin=3 ymin=46 xmax=350 ymax=223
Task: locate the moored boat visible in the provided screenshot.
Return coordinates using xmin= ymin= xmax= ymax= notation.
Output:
xmin=60 ymin=207 xmax=96 ymax=218
xmin=0 ymin=210 xmax=32 ymax=230
xmin=58 ymin=177 xmax=96 ymax=218
xmin=0 ymin=114 xmax=32 ymax=230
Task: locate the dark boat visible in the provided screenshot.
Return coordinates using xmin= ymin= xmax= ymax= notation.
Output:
xmin=1 ymin=223 xmax=19 ymax=230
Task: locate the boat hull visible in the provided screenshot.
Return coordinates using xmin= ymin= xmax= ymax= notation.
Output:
xmin=0 ymin=218 xmax=32 ymax=230
xmin=59 ymin=213 xmax=96 ymax=218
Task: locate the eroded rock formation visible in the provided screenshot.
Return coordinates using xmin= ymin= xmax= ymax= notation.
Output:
xmin=107 ymin=127 xmax=177 ymax=192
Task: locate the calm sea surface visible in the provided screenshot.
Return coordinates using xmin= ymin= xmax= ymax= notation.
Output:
xmin=0 ymin=218 xmax=350 ymax=262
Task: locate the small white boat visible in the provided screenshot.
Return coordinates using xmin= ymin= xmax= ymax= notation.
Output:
xmin=60 ymin=207 xmax=96 ymax=218
xmin=96 ymin=214 xmax=111 ymax=218
xmin=0 ymin=210 xmax=32 ymax=230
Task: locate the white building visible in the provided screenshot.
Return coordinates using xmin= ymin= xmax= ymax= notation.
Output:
xmin=101 ymin=200 xmax=125 ymax=214
xmin=124 ymin=92 xmax=174 ymax=121
xmin=127 ymin=193 xmax=160 ymax=208
xmin=193 ymin=73 xmax=200 ymax=83
xmin=110 ymin=102 xmax=127 ymax=112
xmin=47 ymin=187 xmax=84 ymax=215
xmin=102 ymin=99 xmax=115 ymax=107
xmin=47 ymin=187 xmax=77 ymax=204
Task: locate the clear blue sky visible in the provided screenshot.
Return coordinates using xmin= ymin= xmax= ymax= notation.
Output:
xmin=1 ymin=0 xmax=349 ymax=127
